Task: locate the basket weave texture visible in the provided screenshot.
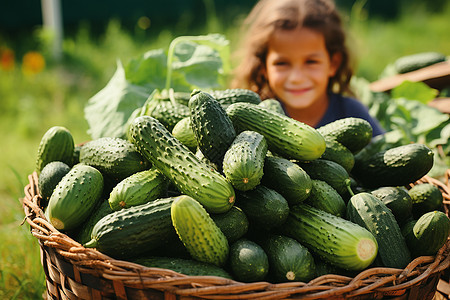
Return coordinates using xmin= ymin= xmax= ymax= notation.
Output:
xmin=21 ymin=170 xmax=450 ymax=300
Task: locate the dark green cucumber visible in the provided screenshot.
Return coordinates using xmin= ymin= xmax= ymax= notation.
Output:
xmin=317 ymin=117 xmax=373 ymax=154
xmin=394 ymin=51 xmax=447 ymax=74
xmin=134 ymin=256 xmax=233 ymax=279
xmin=261 ymin=156 xmax=312 ymax=206
xmin=210 ymin=206 xmax=249 ymax=244
xmin=306 ymin=180 xmax=346 ymax=218
xmin=222 ymin=130 xmax=268 ymax=191
xmin=258 ymin=99 xmax=285 ymax=115
xmin=228 ymin=238 xmax=269 ymax=282
xmin=352 ymin=143 xmax=434 ymax=188
xmin=84 ymin=197 xmax=178 ymax=258
xmin=46 ymin=164 xmax=104 ymax=231
xmin=402 ymin=211 xmax=450 ymax=257
xmin=320 ymin=137 xmax=355 ymax=173
xmin=172 ymin=116 xmax=197 ymax=151
xmin=346 ymin=192 xmax=411 ymax=268
xmin=144 ymin=96 xmax=190 ymax=131
xmin=408 ymin=183 xmax=444 ymax=219
xmin=75 ymin=199 xmax=114 ymax=245
xmin=38 ymin=161 xmax=71 ymax=208
xmin=285 ymin=203 xmax=378 ymax=271
xmin=36 ymin=126 xmax=74 ymax=173
xmin=108 ymin=167 xmax=169 ymax=211
xmin=210 ymin=88 xmax=262 ymax=109
xmin=371 ymin=186 xmax=413 ymax=226
xmin=226 ymin=102 xmax=326 ymax=161
xmin=189 ymin=90 xmax=236 ymax=167
xmin=171 ymin=195 xmax=229 ymax=267
xmin=128 ymin=115 xmax=235 ymax=213
xmin=236 ymin=185 xmax=289 ymax=230
xmin=259 ymin=234 xmax=315 ymax=283
xmin=79 ymin=137 xmax=151 ymax=182
xmin=297 ymin=159 xmax=352 ymax=197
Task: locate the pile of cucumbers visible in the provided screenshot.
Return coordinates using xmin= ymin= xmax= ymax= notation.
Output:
xmin=35 ymin=88 xmax=450 ymax=283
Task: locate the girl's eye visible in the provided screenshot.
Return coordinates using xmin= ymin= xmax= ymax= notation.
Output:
xmin=273 ymin=61 xmax=288 ymax=66
xmin=306 ymin=59 xmax=320 ymax=64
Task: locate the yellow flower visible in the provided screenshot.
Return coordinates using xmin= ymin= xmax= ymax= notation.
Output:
xmin=0 ymin=48 xmax=15 ymax=71
xmin=22 ymin=51 xmax=45 ymax=75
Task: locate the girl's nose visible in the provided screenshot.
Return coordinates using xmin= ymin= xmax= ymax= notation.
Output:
xmin=289 ymin=66 xmax=305 ymax=83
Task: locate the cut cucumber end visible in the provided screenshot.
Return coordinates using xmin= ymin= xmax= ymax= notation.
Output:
xmin=357 ymin=238 xmax=378 ymax=263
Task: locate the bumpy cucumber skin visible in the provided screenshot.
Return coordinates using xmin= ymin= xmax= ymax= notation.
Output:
xmin=320 ymin=137 xmax=355 ymax=173
xmin=402 ymin=211 xmax=450 ymax=257
xmin=128 ymin=115 xmax=235 ymax=214
xmin=260 ymin=234 xmax=315 ymax=283
xmin=229 ymin=238 xmax=269 ymax=282
xmin=210 ymin=206 xmax=249 ymax=244
xmin=108 ymin=168 xmax=169 ymax=211
xmin=46 ymin=163 xmax=104 ymax=231
xmin=189 ymin=90 xmax=236 ymax=167
xmin=352 ymin=143 xmax=434 ymax=188
xmin=134 ymin=256 xmax=233 ymax=278
xmin=210 ymin=88 xmax=262 ymax=109
xmin=171 ymin=195 xmax=229 ymax=267
xmin=76 ymin=199 xmax=114 ymax=245
xmin=285 ymin=203 xmax=378 ymax=271
xmin=172 ymin=117 xmax=197 ymax=151
xmin=222 ymin=131 xmax=267 ymax=191
xmin=145 ymin=100 xmax=190 ymax=132
xmin=85 ymin=197 xmax=178 ymax=258
xmin=258 ymin=99 xmax=285 ymax=115
xmin=317 ymin=117 xmax=373 ymax=154
xmin=36 ymin=126 xmax=74 ymax=174
xmin=79 ymin=137 xmax=151 ymax=182
xmin=262 ymin=156 xmax=312 ymax=206
xmin=347 ymin=193 xmax=411 ymax=269
xmin=236 ymin=185 xmax=289 ymax=230
xmin=408 ymin=183 xmax=444 ymax=218
xmin=306 ymin=180 xmax=346 ymax=218
xmin=394 ymin=51 xmax=447 ymax=74
xmin=38 ymin=161 xmax=71 ymax=207
xmin=371 ymin=186 xmax=413 ymax=226
xmin=226 ymin=102 xmax=326 ymax=161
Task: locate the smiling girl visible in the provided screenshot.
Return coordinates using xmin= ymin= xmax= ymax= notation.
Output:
xmin=231 ymin=0 xmax=384 ymax=136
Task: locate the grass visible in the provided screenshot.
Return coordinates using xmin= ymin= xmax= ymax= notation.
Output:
xmin=1 ymin=3 xmax=449 ymax=298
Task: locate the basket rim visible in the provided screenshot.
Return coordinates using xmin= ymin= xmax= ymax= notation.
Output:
xmin=21 ymin=170 xmax=450 ymax=299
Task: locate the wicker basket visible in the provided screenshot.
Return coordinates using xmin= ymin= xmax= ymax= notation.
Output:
xmin=21 ymin=170 xmax=450 ymax=300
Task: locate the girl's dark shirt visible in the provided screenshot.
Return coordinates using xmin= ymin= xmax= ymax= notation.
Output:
xmin=278 ymin=93 xmax=385 ymax=137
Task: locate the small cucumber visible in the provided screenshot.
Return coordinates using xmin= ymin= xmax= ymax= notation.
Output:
xmin=408 ymin=183 xmax=444 ymax=219
xmin=172 ymin=117 xmax=197 ymax=151
xmin=371 ymin=186 xmax=413 ymax=226
xmin=210 ymin=206 xmax=249 ymax=244
xmin=171 ymin=195 xmax=229 ymax=267
xmin=36 ymin=126 xmax=74 ymax=173
xmin=306 ymin=180 xmax=346 ymax=218
xmin=258 ymin=99 xmax=285 ymax=115
xmin=229 ymin=239 xmax=269 ymax=282
xmin=210 ymin=88 xmax=262 ymax=109
xmin=38 ymin=161 xmax=71 ymax=207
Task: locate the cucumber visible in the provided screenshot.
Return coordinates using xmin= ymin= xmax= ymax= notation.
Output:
xmin=297 ymin=159 xmax=352 ymax=197
xmin=402 ymin=211 xmax=450 ymax=257
xmin=210 ymin=88 xmax=262 ymax=109
xmin=79 ymin=137 xmax=151 ymax=182
xmin=228 ymin=239 xmax=269 ymax=282
xmin=128 ymin=115 xmax=235 ymax=213
xmin=172 ymin=117 xmax=197 ymax=151
xmin=171 ymin=195 xmax=229 ymax=267
xmin=285 ymin=203 xmax=378 ymax=271
xmin=346 ymin=193 xmax=411 ymax=268
xmin=320 ymin=137 xmax=355 ymax=173
xmin=36 ymin=126 xmax=74 ymax=174
xmin=394 ymin=51 xmax=447 ymax=74
xmin=210 ymin=206 xmax=249 ymax=244
xmin=408 ymin=183 xmax=444 ymax=219
xmin=306 ymin=180 xmax=346 ymax=218
xmin=258 ymin=99 xmax=285 ymax=115
xmin=261 ymin=156 xmax=312 ymax=206
xmin=236 ymin=185 xmax=289 ymax=230
xmin=144 ymin=96 xmax=190 ymax=131
xmin=84 ymin=197 xmax=178 ymax=258
xmin=37 ymin=161 xmax=71 ymax=208
xmin=226 ymin=102 xmax=326 ymax=161
xmin=222 ymin=130 xmax=267 ymax=191
xmin=134 ymin=256 xmax=233 ymax=279
xmin=317 ymin=117 xmax=373 ymax=154
xmin=189 ymin=90 xmax=236 ymax=167
xmin=108 ymin=167 xmax=169 ymax=211
xmin=371 ymin=186 xmax=413 ymax=226
xmin=75 ymin=199 xmax=114 ymax=245
xmin=352 ymin=143 xmax=434 ymax=188
xmin=259 ymin=234 xmax=315 ymax=283
xmin=46 ymin=163 xmax=104 ymax=231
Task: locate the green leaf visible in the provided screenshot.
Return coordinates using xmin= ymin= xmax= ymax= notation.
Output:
xmin=84 ymin=60 xmax=152 ymax=139
xmin=391 ymin=80 xmax=438 ymax=104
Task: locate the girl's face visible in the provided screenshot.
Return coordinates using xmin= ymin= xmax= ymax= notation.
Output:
xmin=264 ymin=27 xmax=341 ymax=110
